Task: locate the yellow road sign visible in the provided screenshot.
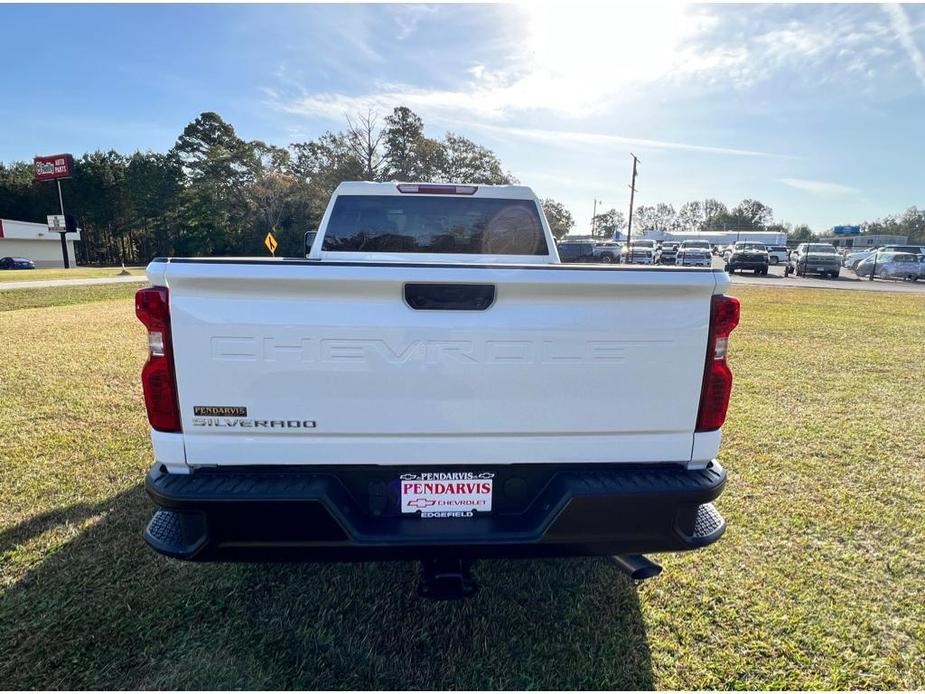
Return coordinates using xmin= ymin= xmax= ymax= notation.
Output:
xmin=264 ymin=231 xmax=278 ymax=256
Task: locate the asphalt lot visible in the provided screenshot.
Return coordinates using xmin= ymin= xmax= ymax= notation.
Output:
xmin=709 ymin=255 xmax=925 ymax=293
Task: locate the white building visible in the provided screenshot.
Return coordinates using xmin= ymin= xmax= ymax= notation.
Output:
xmin=820 ymin=234 xmax=908 ymax=249
xmin=0 ymin=218 xmax=81 ymax=268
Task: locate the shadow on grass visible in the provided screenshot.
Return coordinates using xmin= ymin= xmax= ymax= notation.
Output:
xmin=0 ymin=487 xmax=653 ymax=690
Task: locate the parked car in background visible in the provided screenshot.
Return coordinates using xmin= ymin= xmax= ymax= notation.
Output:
xmin=0 ymin=257 xmax=36 ymax=270
xmin=767 ymin=246 xmax=789 ymax=265
xmin=622 ymin=239 xmax=656 ymax=264
xmin=843 ymin=248 xmax=876 ymax=269
xmin=844 ymin=245 xmax=923 ymax=269
xmin=592 ymin=241 xmax=620 ymax=263
xmin=679 ymin=240 xmax=713 ymax=254
xmin=557 ymin=241 xmax=597 ymax=263
xmin=785 ymin=243 xmax=841 ymax=278
xmin=854 ymin=252 xmax=922 ymax=281
xmin=880 ymin=245 xmax=925 ymax=255
xmin=657 ymin=242 xmax=679 ymax=265
xmin=725 ymin=242 xmax=770 ymax=275
xmin=677 ymin=247 xmax=712 ymax=267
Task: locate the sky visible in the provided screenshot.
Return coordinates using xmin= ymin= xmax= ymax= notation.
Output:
xmin=2 ymin=2 xmax=924 ymax=233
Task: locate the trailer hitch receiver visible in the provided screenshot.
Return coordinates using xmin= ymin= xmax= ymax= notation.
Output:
xmin=417 ymin=558 xmax=479 ymax=600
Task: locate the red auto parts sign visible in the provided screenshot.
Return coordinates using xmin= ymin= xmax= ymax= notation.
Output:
xmin=33 ymin=154 xmax=74 ymax=181
xmin=399 ymin=472 xmax=494 ymax=517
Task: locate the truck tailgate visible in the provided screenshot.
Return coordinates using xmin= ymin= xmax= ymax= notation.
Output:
xmin=152 ymin=260 xmax=725 ymax=467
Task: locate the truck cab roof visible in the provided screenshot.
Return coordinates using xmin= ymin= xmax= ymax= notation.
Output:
xmin=332 ymin=181 xmax=540 ymax=200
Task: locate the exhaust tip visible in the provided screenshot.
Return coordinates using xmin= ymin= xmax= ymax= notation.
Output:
xmin=629 ymin=563 xmax=663 ymax=580
xmin=614 ymin=554 xmax=663 ymax=581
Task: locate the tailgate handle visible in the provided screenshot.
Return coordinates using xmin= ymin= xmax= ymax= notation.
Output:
xmin=404 ymin=283 xmax=495 ymax=311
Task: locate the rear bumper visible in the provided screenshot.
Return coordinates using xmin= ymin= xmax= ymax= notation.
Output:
xmin=797 ymin=261 xmax=839 ymax=275
xmin=728 ymin=259 xmax=767 ymax=269
xmin=144 ymin=461 xmax=727 ymax=562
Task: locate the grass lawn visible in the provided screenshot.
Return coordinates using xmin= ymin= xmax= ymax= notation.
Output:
xmin=0 ymin=282 xmax=144 ymax=312
xmin=0 ymin=265 xmax=145 ymax=283
xmin=1 ymin=285 xmax=923 ymax=689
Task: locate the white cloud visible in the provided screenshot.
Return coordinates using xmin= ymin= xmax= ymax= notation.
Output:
xmin=455 ymin=122 xmax=797 ymax=160
xmin=275 ymin=95 xmax=796 ymax=160
xmin=884 ymin=4 xmax=925 ymax=90
xmin=777 ymin=178 xmax=859 ymax=196
xmin=393 ymin=4 xmax=437 ymax=41
xmin=275 ymin=4 xmax=752 ymax=122
xmin=272 ymin=4 xmax=903 ymax=127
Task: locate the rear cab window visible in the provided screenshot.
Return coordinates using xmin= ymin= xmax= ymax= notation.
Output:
xmin=322 ymin=195 xmax=549 ymax=256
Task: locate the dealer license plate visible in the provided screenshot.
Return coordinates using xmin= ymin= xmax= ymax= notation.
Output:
xmin=398 ymin=472 xmax=494 ymax=518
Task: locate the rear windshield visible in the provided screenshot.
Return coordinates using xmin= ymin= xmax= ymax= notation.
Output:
xmin=322 ymin=195 xmax=548 ymax=255
xmin=806 ymin=244 xmax=837 ymax=253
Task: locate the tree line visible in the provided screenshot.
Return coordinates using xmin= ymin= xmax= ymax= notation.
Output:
xmin=590 ymin=198 xmax=800 ymax=239
xmin=3 ymin=106 xmax=921 ymax=262
xmin=0 ymin=107 xmax=550 ymax=263
xmin=589 ymin=198 xmax=924 ymax=244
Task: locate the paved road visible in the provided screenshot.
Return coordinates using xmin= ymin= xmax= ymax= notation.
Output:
xmin=0 ymin=275 xmax=147 ymax=291
xmin=713 ymin=257 xmax=925 ymax=294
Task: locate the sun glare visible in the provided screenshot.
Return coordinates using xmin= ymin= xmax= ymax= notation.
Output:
xmin=514 ymin=3 xmax=710 ymax=115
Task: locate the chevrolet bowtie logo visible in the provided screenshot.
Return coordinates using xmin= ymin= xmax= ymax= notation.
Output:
xmin=407 ymin=498 xmax=437 ymax=508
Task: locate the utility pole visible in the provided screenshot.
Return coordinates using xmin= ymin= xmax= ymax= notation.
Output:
xmin=591 ymin=198 xmax=599 ymax=237
xmin=626 ymin=154 xmax=640 ymax=254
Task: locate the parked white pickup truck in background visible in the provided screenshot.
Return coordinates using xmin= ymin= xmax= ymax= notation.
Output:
xmin=137 ymin=182 xmax=738 ymax=598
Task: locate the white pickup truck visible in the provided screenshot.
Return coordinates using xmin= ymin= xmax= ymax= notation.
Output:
xmin=137 ymin=182 xmax=738 ymax=598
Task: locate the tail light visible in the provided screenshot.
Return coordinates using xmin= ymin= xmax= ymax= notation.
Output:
xmin=396 ymin=184 xmax=478 ymax=195
xmin=695 ymin=294 xmax=740 ymax=432
xmin=135 ymin=286 xmax=181 ymax=432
